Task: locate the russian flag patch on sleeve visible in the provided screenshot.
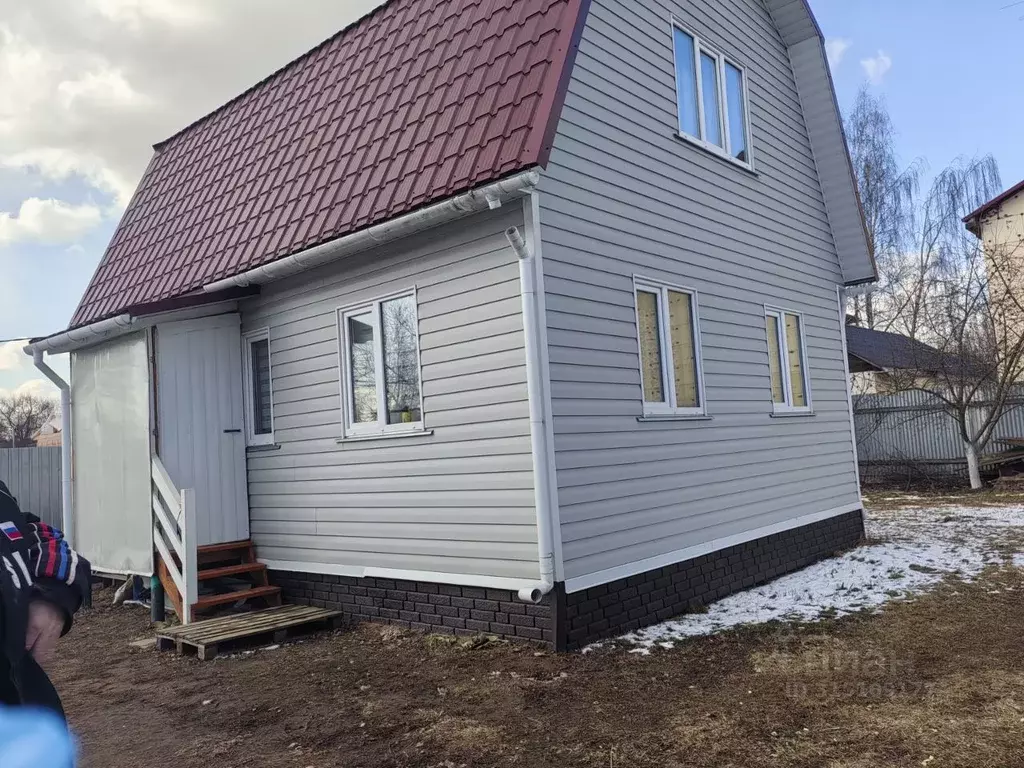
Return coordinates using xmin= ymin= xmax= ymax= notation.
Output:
xmin=0 ymin=521 xmax=22 ymax=542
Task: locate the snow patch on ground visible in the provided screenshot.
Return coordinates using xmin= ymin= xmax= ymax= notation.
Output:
xmin=605 ymin=505 xmax=1024 ymax=654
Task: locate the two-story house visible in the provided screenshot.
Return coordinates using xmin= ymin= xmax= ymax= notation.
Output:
xmin=26 ymin=0 xmax=874 ymax=649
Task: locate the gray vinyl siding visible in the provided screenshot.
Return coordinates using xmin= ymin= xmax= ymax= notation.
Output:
xmin=540 ymin=0 xmax=861 ymax=584
xmin=240 ymin=207 xmax=540 ymax=581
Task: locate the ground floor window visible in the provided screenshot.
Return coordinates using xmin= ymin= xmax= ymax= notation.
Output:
xmin=339 ymin=291 xmax=423 ymax=436
xmin=242 ymin=329 xmax=274 ymax=445
xmin=765 ymin=307 xmax=811 ymax=412
xmin=634 ymin=279 xmax=707 ymax=416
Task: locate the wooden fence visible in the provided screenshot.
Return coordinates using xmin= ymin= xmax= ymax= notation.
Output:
xmin=0 ymin=447 xmax=62 ymax=527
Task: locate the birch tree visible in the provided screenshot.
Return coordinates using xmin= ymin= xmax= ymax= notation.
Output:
xmin=882 ymin=156 xmax=1010 ymax=489
xmin=844 ymin=87 xmax=922 ymax=329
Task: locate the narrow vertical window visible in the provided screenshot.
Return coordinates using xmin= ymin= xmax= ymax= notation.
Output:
xmin=785 ymin=314 xmax=808 ymax=408
xmin=766 ymin=314 xmax=785 ymax=405
xmin=381 ymin=295 xmax=422 ymax=425
xmin=340 ymin=291 xmax=424 ymax=437
xmin=668 ymin=290 xmax=699 ymax=408
xmin=673 ymin=28 xmax=700 ymax=138
xmin=765 ymin=309 xmax=812 ymax=413
xmin=637 ymin=289 xmax=666 ymax=404
xmin=671 ymin=22 xmax=753 ymax=168
xmin=348 ymin=312 xmax=378 ymax=425
xmin=635 ymin=280 xmax=706 ymax=416
xmin=700 ymin=52 xmax=723 ymax=148
xmin=724 ymin=62 xmax=748 ymax=162
xmin=243 ymin=330 xmax=274 ymax=446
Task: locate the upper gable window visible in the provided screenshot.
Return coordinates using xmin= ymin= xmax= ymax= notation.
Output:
xmin=673 ymin=23 xmax=751 ymax=168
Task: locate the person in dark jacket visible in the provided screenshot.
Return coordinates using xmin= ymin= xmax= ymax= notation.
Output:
xmin=0 ymin=480 xmax=90 ymax=718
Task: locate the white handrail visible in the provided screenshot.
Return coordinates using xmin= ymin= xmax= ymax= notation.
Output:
xmin=152 ymin=455 xmax=198 ymax=624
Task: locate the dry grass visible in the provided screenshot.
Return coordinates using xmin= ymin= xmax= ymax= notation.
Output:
xmin=57 ymin=552 xmax=1024 ymax=767
xmin=863 ymin=487 xmax=1024 ymax=511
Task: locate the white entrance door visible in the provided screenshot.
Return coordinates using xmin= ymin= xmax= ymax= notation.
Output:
xmin=155 ymin=314 xmax=250 ymax=546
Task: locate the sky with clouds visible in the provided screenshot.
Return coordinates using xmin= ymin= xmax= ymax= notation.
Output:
xmin=1 ymin=0 xmax=1021 ymax=399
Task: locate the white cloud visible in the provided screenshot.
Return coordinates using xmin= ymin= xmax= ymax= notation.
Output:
xmin=0 ymin=377 xmax=58 ymax=400
xmin=86 ymin=0 xmax=210 ymax=29
xmin=0 ymin=341 xmax=28 ymax=372
xmin=0 ymin=0 xmax=386 ymax=218
xmin=2 ymin=149 xmax=135 ymax=210
xmin=825 ymin=38 xmax=852 ymax=69
xmin=0 ymin=198 xmax=103 ymax=247
xmin=861 ymin=50 xmax=893 ymax=85
xmin=57 ymin=67 xmax=148 ymax=112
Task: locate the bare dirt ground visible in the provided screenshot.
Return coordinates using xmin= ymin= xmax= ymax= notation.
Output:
xmin=55 ymin=494 xmax=1024 ymax=768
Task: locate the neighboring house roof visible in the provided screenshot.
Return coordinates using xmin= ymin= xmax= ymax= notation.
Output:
xmin=70 ymin=0 xmax=589 ymax=329
xmin=846 ymin=327 xmax=945 ymax=373
xmin=963 ymin=178 xmax=1024 ymax=235
xmin=846 ymin=326 xmax=985 ymax=379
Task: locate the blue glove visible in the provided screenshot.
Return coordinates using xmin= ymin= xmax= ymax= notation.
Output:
xmin=0 ymin=705 xmax=75 ymax=767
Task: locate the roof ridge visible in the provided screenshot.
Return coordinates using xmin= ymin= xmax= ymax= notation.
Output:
xmin=153 ymin=0 xmax=400 ymax=152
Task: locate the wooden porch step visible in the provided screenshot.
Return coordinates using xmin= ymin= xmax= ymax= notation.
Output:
xmin=198 ymin=562 xmax=267 ymax=581
xmin=197 ymin=540 xmax=253 ymax=556
xmin=193 ymin=585 xmax=281 ymax=611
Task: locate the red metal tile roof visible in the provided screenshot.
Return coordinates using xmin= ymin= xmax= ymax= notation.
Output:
xmin=71 ymin=0 xmax=589 ymax=329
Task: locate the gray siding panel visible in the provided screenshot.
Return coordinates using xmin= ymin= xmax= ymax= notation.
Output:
xmin=241 ymin=208 xmax=539 ymax=581
xmin=542 ymin=0 xmax=861 ymax=584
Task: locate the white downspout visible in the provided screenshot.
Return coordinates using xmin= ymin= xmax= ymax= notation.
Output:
xmin=30 ymin=351 xmax=73 ymax=544
xmin=505 ymin=226 xmax=555 ymax=604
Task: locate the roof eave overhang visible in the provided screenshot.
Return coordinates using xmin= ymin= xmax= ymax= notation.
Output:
xmin=25 ymin=286 xmax=257 ymax=357
xmin=846 ymin=353 xmax=885 ymax=374
xmin=764 ymin=0 xmax=878 ymax=286
xmin=203 ymin=167 xmax=542 ymax=294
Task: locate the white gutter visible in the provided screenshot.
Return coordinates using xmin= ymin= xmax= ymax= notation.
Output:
xmin=203 ymin=169 xmax=542 ymax=293
xmin=24 ymin=314 xmax=133 ymax=357
xmin=505 ymin=225 xmax=556 ymax=604
xmin=30 ymin=352 xmax=74 ymax=545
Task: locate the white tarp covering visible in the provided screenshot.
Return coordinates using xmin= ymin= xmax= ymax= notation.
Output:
xmin=72 ymin=332 xmax=153 ymax=575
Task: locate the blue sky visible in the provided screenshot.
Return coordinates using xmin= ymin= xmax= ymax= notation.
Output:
xmin=813 ymin=0 xmax=1024 ymax=189
xmin=1 ymin=0 xmax=1022 ymax=397
xmin=0 ymin=0 xmax=375 ymax=397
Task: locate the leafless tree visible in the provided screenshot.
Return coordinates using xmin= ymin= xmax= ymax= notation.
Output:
xmin=0 ymin=393 xmax=59 ymax=448
xmin=878 ymin=156 xmax=1014 ymax=489
xmin=845 ymin=87 xmax=923 ymax=329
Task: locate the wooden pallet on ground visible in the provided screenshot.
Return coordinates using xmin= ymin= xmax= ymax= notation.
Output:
xmin=155 ymin=604 xmax=344 ymax=660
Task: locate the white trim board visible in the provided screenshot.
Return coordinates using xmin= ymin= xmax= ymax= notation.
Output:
xmin=562 ymin=502 xmax=863 ymax=595
xmin=258 ymin=560 xmax=540 ymax=593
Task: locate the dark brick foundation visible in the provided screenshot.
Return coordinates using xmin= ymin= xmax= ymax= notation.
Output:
xmin=269 ymin=572 xmax=554 ymax=646
xmin=562 ymin=510 xmax=865 ymax=649
xmin=270 ymin=510 xmax=864 ymax=651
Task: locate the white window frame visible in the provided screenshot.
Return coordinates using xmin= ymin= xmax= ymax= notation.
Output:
xmin=337 ymin=288 xmax=425 ymax=439
xmin=764 ymin=306 xmax=813 ymax=414
xmin=633 ymin=277 xmax=708 ymax=417
xmin=242 ymin=328 xmax=275 ymax=446
xmin=671 ymin=20 xmax=754 ymax=171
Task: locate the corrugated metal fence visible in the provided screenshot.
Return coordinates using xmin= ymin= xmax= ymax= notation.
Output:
xmin=854 ymin=387 xmax=1024 ymax=476
xmin=0 ymin=447 xmax=62 ymax=527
